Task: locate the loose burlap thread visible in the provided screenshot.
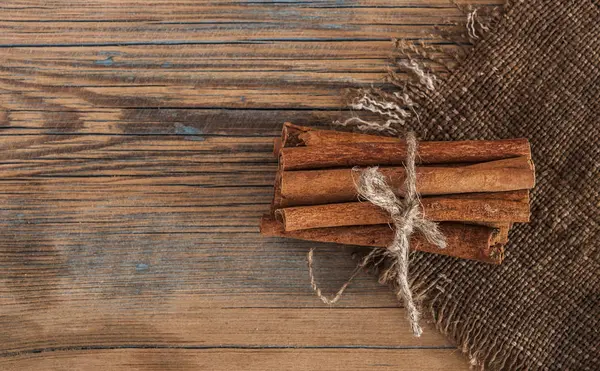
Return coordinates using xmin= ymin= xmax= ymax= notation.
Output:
xmin=307 ymin=132 xmax=446 ymax=336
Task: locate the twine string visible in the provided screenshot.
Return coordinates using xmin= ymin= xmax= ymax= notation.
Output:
xmin=306 ymin=132 xmax=446 ymax=336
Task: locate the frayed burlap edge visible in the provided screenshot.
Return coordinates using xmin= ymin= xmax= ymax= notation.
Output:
xmin=338 ymin=2 xmax=504 ymax=137
xmin=337 ymin=2 xmax=526 ymax=369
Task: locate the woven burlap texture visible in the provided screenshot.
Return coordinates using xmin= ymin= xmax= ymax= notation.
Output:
xmin=351 ymin=1 xmax=599 ymax=369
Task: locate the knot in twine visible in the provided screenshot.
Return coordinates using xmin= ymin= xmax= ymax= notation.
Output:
xmin=307 ymin=132 xmax=446 ymax=336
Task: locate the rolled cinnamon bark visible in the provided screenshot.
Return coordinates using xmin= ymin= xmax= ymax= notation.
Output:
xmin=279 ymin=160 xmax=535 ymax=207
xmin=277 ymin=129 xmax=532 ymax=171
xmin=260 ymin=215 xmax=505 ymax=264
xmin=428 ymin=193 xmax=521 ymax=244
xmin=443 ymin=189 xmax=529 ymax=202
xmin=280 ymin=137 xmax=531 ymax=171
xmin=275 ymin=196 xmax=529 ymax=231
xmin=271 ymin=167 xmax=284 ymax=211
xmin=282 ymin=123 xmax=532 ymax=160
xmin=273 ymin=137 xmax=282 ymax=157
xmin=490 ymin=222 xmax=512 ymax=244
xmin=466 ymin=156 xmax=534 ymax=171
xmin=282 ymin=122 xmax=400 ymax=147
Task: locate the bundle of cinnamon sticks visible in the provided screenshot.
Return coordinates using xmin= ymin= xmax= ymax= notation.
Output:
xmin=260 ymin=123 xmax=536 ymax=264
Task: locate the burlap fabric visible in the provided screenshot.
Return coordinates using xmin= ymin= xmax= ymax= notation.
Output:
xmin=363 ymin=1 xmax=599 ymax=369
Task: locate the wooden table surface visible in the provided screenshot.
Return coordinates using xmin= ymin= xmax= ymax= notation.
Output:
xmin=0 ymin=1 xmax=500 ymax=369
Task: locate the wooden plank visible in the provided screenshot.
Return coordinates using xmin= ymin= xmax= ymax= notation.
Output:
xmin=0 ymin=22 xmax=458 ymax=45
xmin=0 ymin=108 xmax=378 ymax=135
xmin=0 ymin=307 xmax=454 ymax=355
xmin=1 ymin=0 xmax=501 ymax=18
xmin=0 ymin=349 xmax=468 ymax=370
xmin=0 ymin=1 xmax=501 ymax=25
xmin=0 ymin=42 xmax=449 ymax=110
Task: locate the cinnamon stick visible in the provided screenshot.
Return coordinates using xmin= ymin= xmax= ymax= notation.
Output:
xmin=429 ymin=192 xmax=522 ymax=244
xmin=276 ymin=195 xmax=529 ymax=231
xmin=466 ymin=156 xmax=534 ymax=171
xmin=272 ymin=137 xmax=282 ymax=157
xmin=279 ymin=159 xmax=535 ymax=207
xmin=278 ymin=128 xmax=532 ymax=170
xmin=280 ymin=136 xmax=531 ymax=171
xmin=260 ymin=215 xmax=504 ymax=264
xmin=282 ymin=122 xmax=400 ymax=147
xmin=280 ymin=123 xmax=533 ymax=171
xmin=271 ymin=168 xmax=284 ymax=211
xmin=491 ymin=222 xmax=512 ymax=244
xmin=443 ymin=189 xmax=529 ymax=202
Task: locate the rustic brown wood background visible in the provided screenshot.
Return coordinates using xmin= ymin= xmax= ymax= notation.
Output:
xmin=0 ymin=1 xmax=501 ymax=369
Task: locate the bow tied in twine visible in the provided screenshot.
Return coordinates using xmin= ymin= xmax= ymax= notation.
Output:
xmin=307 ymin=132 xmax=446 ymax=336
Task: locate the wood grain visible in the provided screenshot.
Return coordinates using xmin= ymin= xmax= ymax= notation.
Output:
xmin=0 ymin=0 xmax=504 ymax=369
